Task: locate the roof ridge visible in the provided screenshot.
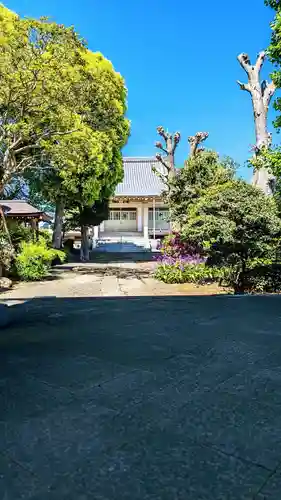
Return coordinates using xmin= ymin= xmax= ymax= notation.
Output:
xmin=123 ymin=157 xmax=157 ymax=162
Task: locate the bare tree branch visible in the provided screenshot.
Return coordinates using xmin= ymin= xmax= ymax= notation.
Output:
xmin=14 ymin=144 xmax=41 ymax=154
xmin=188 ymin=132 xmax=209 ymax=158
xmin=155 ymin=126 xmax=181 ymax=180
xmin=237 ymin=80 xmax=251 ymax=92
xmin=155 ymin=141 xmax=168 ymax=155
xmin=156 ymin=126 xmax=169 ymax=141
xmin=172 ymin=132 xmax=181 ymax=153
xmin=237 ymin=53 xmax=251 ymax=75
xmin=155 ymin=153 xmax=169 ymax=172
xmin=256 ymin=51 xmax=266 ymax=73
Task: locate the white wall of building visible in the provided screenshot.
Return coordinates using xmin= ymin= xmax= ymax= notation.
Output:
xmin=94 ymin=199 xmax=170 ymax=239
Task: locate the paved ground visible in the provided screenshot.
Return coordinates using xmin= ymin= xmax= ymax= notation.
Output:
xmin=1 ymin=266 xmax=281 ymax=498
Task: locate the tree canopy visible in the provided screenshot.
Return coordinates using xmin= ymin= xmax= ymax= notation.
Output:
xmin=0 ymin=5 xmax=130 ymax=256
xmin=165 ymin=151 xmax=236 ymax=227
xmin=0 ymin=5 xmax=89 ymax=190
xmin=184 ymin=180 xmax=281 ymax=292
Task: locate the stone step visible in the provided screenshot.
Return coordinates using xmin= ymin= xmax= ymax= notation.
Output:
xmin=94 ymin=238 xmax=151 ymax=253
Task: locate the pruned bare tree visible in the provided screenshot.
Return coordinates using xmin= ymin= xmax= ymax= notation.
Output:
xmin=188 ymin=132 xmax=209 ymax=158
xmin=154 ymin=126 xmax=181 ymax=183
xmin=237 ymin=51 xmax=276 ymax=193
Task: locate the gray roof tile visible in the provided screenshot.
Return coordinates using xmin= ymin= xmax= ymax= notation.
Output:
xmin=115 ymin=157 xmax=166 ymax=197
xmin=0 ymin=200 xmax=51 ymax=221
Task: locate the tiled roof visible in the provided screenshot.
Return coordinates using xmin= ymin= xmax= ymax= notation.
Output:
xmin=115 ymin=157 xmax=166 ymax=197
xmin=0 ymin=200 xmax=51 ymax=221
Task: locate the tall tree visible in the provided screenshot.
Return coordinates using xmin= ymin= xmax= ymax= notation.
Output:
xmin=237 ymin=51 xmax=276 ymax=193
xmin=49 ymin=49 xmax=129 ymax=256
xmin=25 ymin=48 xmax=130 ymax=255
xmin=3 ymin=9 xmax=130 ymax=256
xmin=0 ymin=5 xmax=88 ymax=192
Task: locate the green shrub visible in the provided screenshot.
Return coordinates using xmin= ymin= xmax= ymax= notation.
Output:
xmin=6 ymin=222 xmax=52 ymax=250
xmin=154 ymin=262 xmax=223 ymax=284
xmin=155 ymin=257 xmax=281 ymax=293
xmin=38 ymin=229 xmax=52 ymax=247
xmin=7 ymin=222 xmax=33 ymax=250
xmin=243 ymin=264 xmax=281 ymax=293
xmin=15 ymin=240 xmax=65 ymax=281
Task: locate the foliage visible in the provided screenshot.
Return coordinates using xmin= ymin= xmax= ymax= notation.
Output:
xmin=24 ymin=47 xmax=129 ymax=208
xmin=15 ymin=239 xmax=65 ymax=281
xmin=248 ymin=146 xmax=281 ymax=204
xmin=158 ymin=232 xmax=203 ymax=259
xmin=0 ymin=5 xmax=91 ymax=190
xmin=184 ymin=180 xmax=281 ymax=293
xmin=166 ymin=151 xmax=236 ymax=226
xmin=7 ymin=221 xmax=33 ymax=249
xmin=265 ymin=1 xmax=281 ymax=129
xmin=3 ymin=221 xmax=52 ymax=251
xmin=154 ymin=260 xmax=223 ymax=285
xmin=64 ymin=199 xmax=109 ymax=232
xmin=2 ymin=176 xmax=26 ymax=200
xmin=243 ymin=263 xmax=281 ymax=293
xmin=265 ymin=0 xmax=281 ymax=9
xmin=22 ymin=40 xmax=130 ymax=255
xmin=38 ymin=228 xmax=52 ymax=247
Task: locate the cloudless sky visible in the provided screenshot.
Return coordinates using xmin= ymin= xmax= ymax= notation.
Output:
xmin=4 ymin=0 xmax=278 ymax=179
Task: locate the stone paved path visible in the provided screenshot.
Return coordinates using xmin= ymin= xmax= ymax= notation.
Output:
xmin=1 ymin=261 xmax=224 ymax=304
xmin=1 ymin=265 xmax=281 ymax=498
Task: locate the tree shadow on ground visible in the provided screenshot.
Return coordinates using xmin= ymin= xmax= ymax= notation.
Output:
xmin=1 ymin=294 xmax=281 ymax=500
xmin=1 ymin=293 xmax=281 ymax=341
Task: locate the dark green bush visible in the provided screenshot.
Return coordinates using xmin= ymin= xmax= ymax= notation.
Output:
xmin=154 ymin=258 xmax=281 ymax=293
xmin=243 ymin=264 xmax=281 ymax=293
xmin=5 ymin=223 xmax=33 ymax=251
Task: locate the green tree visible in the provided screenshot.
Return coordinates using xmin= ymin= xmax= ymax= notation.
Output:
xmin=26 ymin=126 xmax=125 ymax=258
xmin=166 ymin=151 xmax=236 ymax=227
xmin=184 ymin=180 xmax=281 ymax=293
xmin=3 ymin=10 xmax=130 ymax=257
xmin=26 ymin=54 xmax=129 ymax=257
xmin=0 ymin=5 xmax=88 ymax=191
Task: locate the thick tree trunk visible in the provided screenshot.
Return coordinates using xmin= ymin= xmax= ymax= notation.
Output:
xmin=251 ymin=78 xmax=271 ymax=192
xmin=237 ymin=52 xmax=276 ymax=194
xmin=52 ymin=200 xmax=64 ymax=249
xmin=80 ymin=225 xmax=89 ymax=261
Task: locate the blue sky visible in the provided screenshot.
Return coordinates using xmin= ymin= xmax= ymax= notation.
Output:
xmin=4 ymin=0 xmax=278 ymax=179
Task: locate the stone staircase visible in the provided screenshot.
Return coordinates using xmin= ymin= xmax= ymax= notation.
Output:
xmin=93 ymin=234 xmax=151 ymax=253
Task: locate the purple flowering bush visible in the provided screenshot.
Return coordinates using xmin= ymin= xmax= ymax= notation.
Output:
xmin=158 ymin=232 xmax=203 ymax=259
xmin=154 ymin=232 xmax=222 ymax=284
